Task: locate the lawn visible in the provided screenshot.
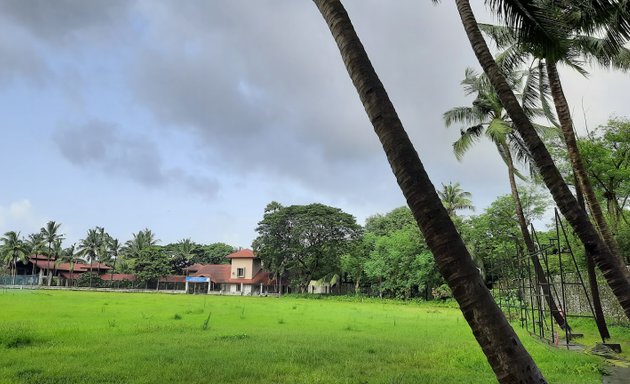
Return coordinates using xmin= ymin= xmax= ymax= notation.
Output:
xmin=0 ymin=290 xmax=608 ymax=383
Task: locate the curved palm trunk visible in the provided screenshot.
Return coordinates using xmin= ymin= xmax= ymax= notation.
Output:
xmin=313 ymin=1 xmax=545 ymax=381
xmin=456 ymin=0 xmax=630 ymax=321
xmin=575 ymin=173 xmax=610 ymax=340
xmin=503 ymin=143 xmax=568 ymax=330
xmin=546 ymin=61 xmax=623 ymax=263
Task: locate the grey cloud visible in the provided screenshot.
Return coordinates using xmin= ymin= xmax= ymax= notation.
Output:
xmin=53 ymin=119 xmax=220 ymax=199
xmin=127 ymin=0 xmax=496 ymax=201
xmin=0 ymin=0 xmax=133 ymax=43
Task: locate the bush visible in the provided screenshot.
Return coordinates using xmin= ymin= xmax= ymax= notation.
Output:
xmin=432 ymin=284 xmax=452 ymax=300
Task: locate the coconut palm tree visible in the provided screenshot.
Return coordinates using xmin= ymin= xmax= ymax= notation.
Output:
xmin=453 ymin=0 xmax=630 ymax=321
xmin=40 ymin=221 xmax=64 ymax=286
xmin=478 ymin=2 xmax=630 ymax=266
xmin=124 ymin=228 xmax=159 ymax=259
xmin=25 ymin=232 xmax=46 ymax=283
xmin=312 ymin=1 xmax=544 ymax=381
xmin=444 ymin=68 xmax=569 ymax=330
xmin=437 ymin=182 xmax=475 ymax=217
xmin=56 ymin=244 xmax=80 ymax=287
xmin=78 ymin=228 xmax=102 ymax=288
xmin=1 ymin=231 xmax=27 ymax=285
xmin=108 ymin=238 xmax=121 ymax=282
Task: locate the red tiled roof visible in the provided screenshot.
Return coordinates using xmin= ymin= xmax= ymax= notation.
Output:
xmin=160 ymin=275 xmax=186 ymax=283
xmin=226 ymin=249 xmax=255 ymax=259
xmin=59 ymin=272 xmax=83 ymax=279
xmin=29 ymin=254 xmax=49 ymax=260
xmin=183 ymin=263 xmax=205 ymax=273
xmin=99 ymin=274 xmax=136 ymax=281
xmin=191 ymin=264 xmax=231 ymax=283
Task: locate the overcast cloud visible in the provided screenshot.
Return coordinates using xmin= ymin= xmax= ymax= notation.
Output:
xmin=0 ymin=1 xmax=628 ymax=246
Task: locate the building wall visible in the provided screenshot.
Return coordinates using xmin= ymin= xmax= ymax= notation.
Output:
xmin=230 ymin=259 xmax=254 ymax=279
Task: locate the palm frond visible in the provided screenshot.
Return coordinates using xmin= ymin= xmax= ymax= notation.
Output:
xmin=486 ymin=118 xmax=511 ymax=143
xmin=443 ymin=106 xmax=482 ymax=127
xmin=572 ymin=35 xmax=630 ymax=71
xmin=453 ymin=125 xmax=484 ymax=161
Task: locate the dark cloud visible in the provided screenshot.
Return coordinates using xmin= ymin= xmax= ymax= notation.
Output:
xmin=0 ymin=0 xmax=133 ymax=42
xmin=53 ymin=119 xmax=220 ymax=199
xmin=125 ymin=0 xmax=503 ymax=204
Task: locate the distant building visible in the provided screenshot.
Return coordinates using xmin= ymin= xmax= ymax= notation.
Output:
xmin=184 ymin=248 xmax=287 ymax=295
xmin=17 ymin=254 xmax=111 ymax=286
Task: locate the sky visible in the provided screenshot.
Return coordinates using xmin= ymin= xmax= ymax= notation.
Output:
xmin=0 ymin=0 xmax=628 ymax=248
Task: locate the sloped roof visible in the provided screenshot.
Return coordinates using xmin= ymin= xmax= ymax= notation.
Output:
xmin=99 ymin=274 xmax=136 ymax=281
xmin=191 ymin=264 xmax=231 ymax=283
xmin=226 ymin=248 xmax=256 ymax=259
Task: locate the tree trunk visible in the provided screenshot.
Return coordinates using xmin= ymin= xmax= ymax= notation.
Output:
xmin=313 ymin=1 xmax=545 ymax=381
xmin=546 ymin=61 xmax=623 ymax=263
xmin=503 ymin=143 xmax=568 ymax=330
xmin=575 ymin=173 xmax=610 ymax=340
xmin=456 ymin=0 xmax=630 ymax=321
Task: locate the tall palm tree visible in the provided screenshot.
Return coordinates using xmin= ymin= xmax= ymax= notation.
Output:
xmin=479 ymin=2 xmax=630 ymax=266
xmin=78 ymin=228 xmax=102 ymax=288
xmin=108 ymin=238 xmax=121 ymax=282
xmin=453 ymin=0 xmax=630 ymax=321
xmin=437 ymin=182 xmax=475 ymax=217
xmin=56 ymin=244 xmax=80 ymax=287
xmin=40 ymin=221 xmax=63 ymax=286
xmin=124 ymin=228 xmax=159 ymax=259
xmin=444 ymin=68 xmax=569 ymax=330
xmin=313 ymin=1 xmax=544 ymax=381
xmin=25 ymin=232 xmax=46 ymax=283
xmin=1 ymin=231 xmax=27 ymax=285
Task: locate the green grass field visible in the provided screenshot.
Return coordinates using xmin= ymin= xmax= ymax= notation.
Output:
xmin=0 ymin=290 xmax=613 ymax=383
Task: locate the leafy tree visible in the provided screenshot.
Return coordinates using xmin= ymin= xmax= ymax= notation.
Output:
xmin=313 ymin=1 xmax=542 ymax=379
xmin=0 ymin=231 xmax=26 ymax=285
xmin=134 ymin=246 xmax=172 ymax=286
xmin=191 ymin=242 xmax=234 ymax=265
xmin=579 ymin=117 xmax=630 ymax=232
xmin=437 ymin=181 xmax=475 ymax=217
xmin=164 ymin=238 xmax=196 ymax=274
xmin=453 ymin=0 xmax=630 ymax=323
xmin=253 ymin=201 xmax=361 ymax=291
xmin=364 ymin=206 xmax=415 ymax=236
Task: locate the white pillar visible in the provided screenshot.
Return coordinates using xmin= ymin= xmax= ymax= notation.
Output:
xmin=185 ymin=280 xmax=189 ymax=293
xmin=260 ymin=283 xmax=263 ymax=295
xmin=207 ymin=280 xmax=211 ymax=294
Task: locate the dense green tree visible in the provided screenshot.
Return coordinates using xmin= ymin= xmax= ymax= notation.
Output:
xmin=314 ymin=1 xmax=543 ymax=380
xmin=579 ymin=117 xmax=630 ymax=232
xmin=1 ymin=231 xmax=26 ymax=285
xmin=364 ymin=206 xmax=415 ymax=236
xmin=454 ymin=0 xmax=630 ymax=323
xmin=134 ymin=246 xmax=172 ymax=286
xmin=191 ymin=242 xmax=234 ymax=265
xmin=254 ymin=201 xmax=361 ymax=291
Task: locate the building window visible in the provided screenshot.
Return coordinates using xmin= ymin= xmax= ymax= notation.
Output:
xmin=236 ymin=284 xmax=241 ymax=292
xmin=237 ymin=268 xmax=245 ymax=278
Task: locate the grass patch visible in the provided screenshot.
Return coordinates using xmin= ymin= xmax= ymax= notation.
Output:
xmin=0 ymin=290 xmax=613 ymax=383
